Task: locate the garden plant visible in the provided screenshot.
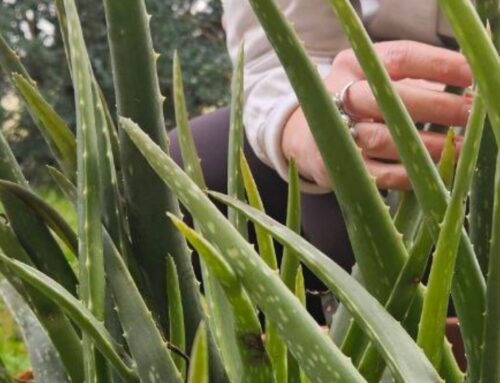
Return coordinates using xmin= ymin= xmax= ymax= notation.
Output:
xmin=0 ymin=0 xmax=499 ymax=382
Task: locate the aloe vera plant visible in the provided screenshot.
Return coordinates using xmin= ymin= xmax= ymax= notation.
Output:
xmin=1 ymin=0 xmax=500 ymax=382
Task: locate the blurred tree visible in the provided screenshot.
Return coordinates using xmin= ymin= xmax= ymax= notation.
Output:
xmin=0 ymin=0 xmax=230 ymax=181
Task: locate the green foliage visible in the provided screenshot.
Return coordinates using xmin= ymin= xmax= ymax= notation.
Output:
xmin=0 ymin=0 xmax=499 ymax=382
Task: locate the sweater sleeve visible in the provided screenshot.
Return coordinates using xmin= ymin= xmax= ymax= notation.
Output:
xmin=224 ymin=0 xmax=351 ymax=193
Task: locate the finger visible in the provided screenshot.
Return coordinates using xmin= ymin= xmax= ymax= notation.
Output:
xmin=365 ymin=158 xmax=411 ymax=191
xmin=354 ymin=122 xmax=461 ymax=162
xmin=345 ymin=81 xmax=471 ymax=127
xmin=337 ymin=40 xmax=472 ymax=87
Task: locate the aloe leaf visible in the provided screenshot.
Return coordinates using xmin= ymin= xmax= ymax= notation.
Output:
xmin=0 ymin=181 xmax=77 ymax=255
xmin=0 ymin=280 xmax=71 ymax=383
xmin=122 ymin=117 xmax=369 ymax=382
xmin=239 ymin=151 xmax=284 ymax=383
xmin=351 ymin=129 xmax=459 ymax=382
xmin=227 ymin=44 xmax=248 ymax=238
xmin=480 ymin=152 xmax=500 ymax=382
xmin=0 ymin=255 xmax=138 ymax=382
xmin=170 ymin=215 xmax=276 ymax=383
xmin=418 ymin=94 xmax=486 ymax=369
xmin=280 ymin=159 xmax=301 ymax=290
xmin=11 ymin=74 xmax=77 ymax=176
xmin=63 ymin=0 xmax=107 ymax=380
xmin=470 ymin=0 xmax=500 ymax=277
xmin=123 ymin=117 xmax=447 ymax=382
xmin=187 ymin=323 xmax=208 ymax=383
xmin=214 ymin=190 xmax=445 ymax=383
xmin=0 ymin=221 xmax=84 ymax=383
xmin=324 ymin=1 xmax=485 ymax=376
xmin=102 ymin=0 xmax=205 ymax=348
xmin=103 ymin=232 xmax=183 ymax=383
xmin=166 ymin=255 xmax=186 ymax=379
xmin=0 ymin=354 xmax=13 ymax=383
xmin=393 ymin=192 xmax=421 ymax=248
xmin=295 ymin=268 xmax=311 ymax=383
xmin=172 ymin=52 xmax=236 ymax=383
xmin=280 ymin=159 xmax=301 ymax=383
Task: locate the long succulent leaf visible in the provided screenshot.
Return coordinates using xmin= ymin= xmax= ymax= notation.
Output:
xmin=393 ymin=192 xmax=421 ymax=248
xmin=103 ymin=233 xmax=183 ymax=383
xmin=122 ymin=117 xmax=368 ymax=383
xmin=63 ymin=0 xmax=107 ymax=380
xmin=11 ymin=74 xmax=77 ymax=176
xmin=0 ymin=280 xmax=71 ymax=383
xmin=0 ymin=221 xmax=84 ymax=383
xmin=481 ymin=152 xmax=500 ymax=383
xmin=227 ymin=44 xmax=248 ymax=237
xmin=0 ymin=255 xmax=137 ymax=382
xmin=347 ymin=129 xmax=459 ymax=381
xmin=418 ymin=93 xmax=486 ymax=368
xmin=102 ymin=0 xmax=204 ymax=343
xmin=325 ymin=1 xmax=485 ymax=376
xmin=124 ymin=117 xmax=448 ymax=382
xmin=0 ymin=353 xmax=13 ymax=383
xmin=170 ymin=216 xmax=275 ymax=383
xmin=213 ymin=190 xmax=446 ymax=383
xmin=0 ymin=181 xmax=77 ymax=255
xmin=166 ymin=255 xmax=186 ymax=379
xmin=187 ymin=323 xmax=208 ymax=383
xmin=172 ymin=52 xmax=236 ymax=383
xmin=470 ymin=0 xmax=500 ymax=277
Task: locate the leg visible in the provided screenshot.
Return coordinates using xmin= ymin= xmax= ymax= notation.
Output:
xmin=168 ymin=108 xmax=354 ymax=321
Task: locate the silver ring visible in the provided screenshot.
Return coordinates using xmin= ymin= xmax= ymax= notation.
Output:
xmin=334 ymin=80 xmax=357 ymax=118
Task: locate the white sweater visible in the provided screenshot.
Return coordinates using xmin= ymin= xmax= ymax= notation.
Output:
xmin=223 ymin=0 xmax=453 ymax=192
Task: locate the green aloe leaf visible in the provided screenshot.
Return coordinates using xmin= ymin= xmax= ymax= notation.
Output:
xmin=103 ymin=232 xmax=183 ymax=383
xmin=350 ymin=129 xmax=460 ymax=382
xmin=0 ymin=34 xmax=76 ymax=179
xmin=122 ymin=117 xmax=368 ymax=383
xmin=393 ymin=192 xmax=421 ymax=249
xmin=11 ymin=74 xmax=77 ymax=176
xmin=123 ymin=117 xmax=445 ymax=382
xmin=0 ymin=221 xmax=84 ymax=383
xmin=166 ymin=255 xmax=186 ymax=379
xmin=481 ymin=152 xmax=500 ymax=383
xmin=187 ymin=323 xmax=208 ymax=383
xmin=0 ymin=280 xmax=71 ymax=383
xmin=212 ymin=191 xmax=443 ymax=383
xmin=0 ymin=353 xmax=13 ymax=383
xmin=172 ymin=51 xmax=236 ymax=383
xmin=169 ymin=215 xmax=275 ymax=383
xmin=227 ymin=44 xmax=248 ymax=238
xmin=102 ymin=0 xmax=205 ymax=344
xmin=324 ymin=1 xmax=484 ymax=377
xmin=0 ymin=255 xmax=137 ymax=383
xmin=63 ymin=0 xmax=107 ymax=380
xmin=418 ymin=93 xmax=486 ymax=368
xmin=0 ymin=180 xmax=77 ymax=255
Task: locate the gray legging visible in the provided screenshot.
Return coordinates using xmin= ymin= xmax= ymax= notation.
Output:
xmin=169 ymin=107 xmax=353 ymax=319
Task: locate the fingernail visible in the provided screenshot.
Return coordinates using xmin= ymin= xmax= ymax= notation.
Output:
xmin=464 ymin=87 xmax=475 ymax=102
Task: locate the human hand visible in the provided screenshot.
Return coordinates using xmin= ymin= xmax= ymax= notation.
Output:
xmin=282 ymin=40 xmax=472 ymax=190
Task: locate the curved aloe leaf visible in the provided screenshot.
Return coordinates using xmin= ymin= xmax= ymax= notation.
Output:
xmin=102 ymin=0 xmax=205 ymax=346
xmin=247 ymin=0 xmax=409 ymax=305
xmin=0 ymin=353 xmax=13 ymax=383
xmin=0 ymin=181 xmax=77 ymax=255
xmin=481 ymin=152 xmax=500 ymax=383
xmin=393 ymin=192 xmax=421 ymax=248
xmin=0 ymin=255 xmax=137 ymax=382
xmin=166 ymin=255 xmax=186 ymax=379
xmin=347 ymin=129 xmax=459 ymax=381
xmin=0 ymin=280 xmax=71 ymax=383
xmin=325 ymin=1 xmax=484 ymax=377
xmin=0 ymin=221 xmax=84 ymax=383
xmin=63 ymin=0 xmax=107 ymax=380
xmin=123 ymin=117 xmax=447 ymax=382
xmin=103 ymin=233 xmax=183 ymax=383
xmin=170 ymin=215 xmax=275 ymax=383
xmin=213 ymin=190 xmax=444 ymax=383
xmin=187 ymin=323 xmax=208 ymax=383
xmin=418 ymin=94 xmax=486 ymax=368
xmin=122 ymin=117 xmax=368 ymax=383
